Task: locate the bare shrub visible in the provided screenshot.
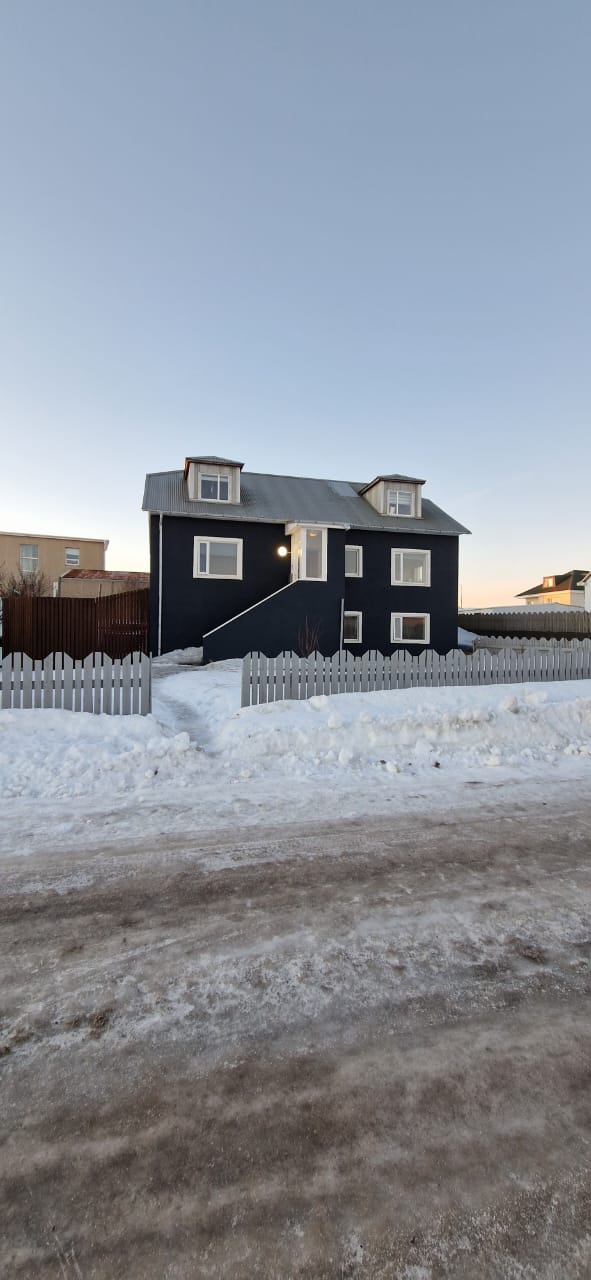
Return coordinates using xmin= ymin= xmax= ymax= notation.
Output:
xmin=0 ymin=567 xmax=51 ymax=597
xmin=296 ymin=616 xmax=322 ymax=657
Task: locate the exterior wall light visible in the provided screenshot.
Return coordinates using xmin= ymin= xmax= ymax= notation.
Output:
xmin=277 ymin=545 xmax=289 ymax=557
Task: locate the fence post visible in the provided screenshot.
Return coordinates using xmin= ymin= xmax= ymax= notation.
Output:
xmin=241 ymin=654 xmax=251 ymax=708
xmin=1 ymin=655 xmax=13 ymax=709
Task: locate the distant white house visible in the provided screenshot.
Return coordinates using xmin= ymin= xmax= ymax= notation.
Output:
xmin=582 ymin=572 xmax=591 ymax=612
xmin=515 ymin=569 xmax=589 ymax=609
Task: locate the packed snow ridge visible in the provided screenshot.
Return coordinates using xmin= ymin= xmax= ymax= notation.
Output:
xmin=1 ymin=660 xmax=590 ymax=812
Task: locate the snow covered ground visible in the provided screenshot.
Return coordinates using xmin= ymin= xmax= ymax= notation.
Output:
xmin=3 ymin=656 xmax=591 ymax=1276
xmin=1 ymin=655 xmax=591 ymax=858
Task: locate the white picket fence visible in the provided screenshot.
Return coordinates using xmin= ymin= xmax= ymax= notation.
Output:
xmin=241 ymin=646 xmax=591 ymax=707
xmin=0 ymin=651 xmax=151 ymax=715
xmin=474 ymin=635 xmax=591 ymax=652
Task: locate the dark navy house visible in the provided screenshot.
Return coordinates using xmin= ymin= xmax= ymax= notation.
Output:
xmin=143 ymin=455 xmax=469 ymax=661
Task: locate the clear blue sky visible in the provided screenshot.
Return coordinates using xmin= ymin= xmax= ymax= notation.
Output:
xmin=1 ymin=1 xmax=589 ymax=605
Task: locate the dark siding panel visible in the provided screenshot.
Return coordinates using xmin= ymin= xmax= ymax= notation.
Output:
xmin=149 ymin=515 xmax=160 ymax=654
xmin=342 ymin=531 xmax=458 ymax=654
xmin=159 ymin=517 xmax=291 ymax=653
xmin=151 ymin=513 xmax=459 ymax=657
xmin=204 ymin=579 xmax=342 ymax=661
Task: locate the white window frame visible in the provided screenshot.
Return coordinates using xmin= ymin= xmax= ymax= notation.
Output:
xmin=19 ymin=543 xmax=39 ymax=573
xmin=193 ymin=536 xmax=243 ymax=579
xmin=289 ymin=526 xmax=328 ymax=582
xmin=343 ymin=611 xmax=362 ymax=644
xmin=390 ymin=612 xmax=430 ymax=644
xmin=198 ymin=473 xmax=231 ymax=503
xmin=387 ymin=488 xmax=415 ymax=517
xmin=65 ymin=547 xmax=80 ymax=567
xmin=391 ymin=548 xmax=431 ymax=587
xmin=345 ymin=545 xmax=363 ymax=577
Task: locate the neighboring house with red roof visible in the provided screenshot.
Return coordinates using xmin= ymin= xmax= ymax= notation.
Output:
xmin=59 ymin=569 xmax=149 ymax=599
xmin=515 ymin=569 xmax=589 ymax=609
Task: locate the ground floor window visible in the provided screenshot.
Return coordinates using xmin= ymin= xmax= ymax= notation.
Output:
xmin=193 ymin=537 xmax=243 ymax=579
xmin=343 ymin=611 xmax=362 ymax=643
xmin=391 ymin=613 xmax=430 ymax=644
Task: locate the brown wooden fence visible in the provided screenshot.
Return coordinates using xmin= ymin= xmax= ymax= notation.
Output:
xmin=459 ymin=610 xmax=591 ymax=639
xmin=1 ymin=589 xmax=150 ymax=660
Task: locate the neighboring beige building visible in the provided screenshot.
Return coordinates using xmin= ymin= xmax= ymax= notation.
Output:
xmin=0 ymin=530 xmax=108 ymax=595
xmin=515 ymin=569 xmax=589 ymax=608
xmin=59 ymin=569 xmax=149 ymax=598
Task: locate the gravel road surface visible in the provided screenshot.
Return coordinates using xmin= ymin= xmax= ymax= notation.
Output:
xmin=2 ymin=790 xmax=591 ymax=1277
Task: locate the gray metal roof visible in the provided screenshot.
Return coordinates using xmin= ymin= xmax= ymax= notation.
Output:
xmin=142 ymin=469 xmax=470 ymax=536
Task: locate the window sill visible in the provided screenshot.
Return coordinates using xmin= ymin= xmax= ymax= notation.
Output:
xmin=194 ymin=572 xmax=243 ymax=581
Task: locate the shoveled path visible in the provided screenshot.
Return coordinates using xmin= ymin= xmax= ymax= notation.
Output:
xmin=1 ymin=792 xmax=591 ymax=1278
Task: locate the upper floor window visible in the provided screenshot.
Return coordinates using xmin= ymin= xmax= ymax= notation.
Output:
xmin=345 ymin=545 xmax=363 ymax=577
xmin=193 ymin=537 xmax=243 ymax=579
xmin=388 ymin=488 xmax=414 ymax=517
xmin=289 ymin=526 xmax=327 ymax=581
xmin=358 ymin=474 xmax=424 ymax=519
xmin=185 ymin=457 xmax=243 ymax=504
xmin=199 ymin=473 xmax=230 ymax=502
xmin=65 ymin=547 xmax=80 ymax=567
xmin=543 ymin=576 xmax=555 ymax=588
xmin=392 ymin=548 xmax=430 ymax=586
xmin=20 ymin=544 xmax=39 ymax=573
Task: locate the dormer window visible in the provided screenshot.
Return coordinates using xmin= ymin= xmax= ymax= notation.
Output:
xmin=185 ymin=455 xmax=243 ymax=504
xmin=543 ymin=576 xmax=555 ymax=588
xmin=359 ymin=473 xmax=425 ymax=519
xmin=200 ymin=473 xmax=230 ymax=502
xmin=387 ymin=488 xmax=414 ymax=517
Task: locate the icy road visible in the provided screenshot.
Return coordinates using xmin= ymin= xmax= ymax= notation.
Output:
xmin=2 ymin=791 xmax=591 ymax=1278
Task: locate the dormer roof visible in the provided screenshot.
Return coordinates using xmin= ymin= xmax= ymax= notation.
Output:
xmin=184 ymin=455 xmax=244 ymax=477
xmin=358 ymin=473 xmax=426 ymax=494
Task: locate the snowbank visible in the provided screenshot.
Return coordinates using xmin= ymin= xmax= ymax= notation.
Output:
xmin=215 ymin=679 xmax=591 ymax=775
xmin=0 ymin=708 xmax=195 ymax=801
xmin=1 ymin=664 xmax=591 ymax=810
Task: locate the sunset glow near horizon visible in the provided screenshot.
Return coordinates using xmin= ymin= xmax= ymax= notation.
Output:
xmin=1 ymin=2 xmax=589 ymax=610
